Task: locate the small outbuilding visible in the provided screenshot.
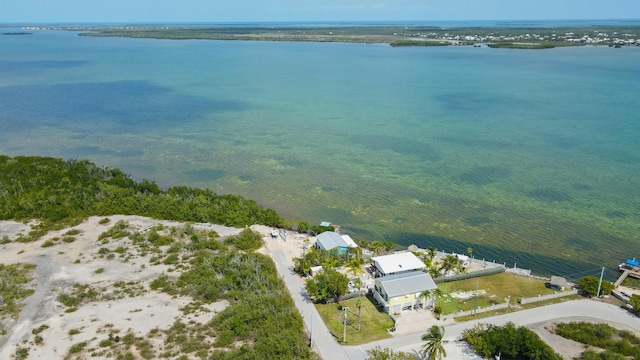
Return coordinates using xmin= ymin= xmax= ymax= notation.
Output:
xmin=550 ymin=276 xmax=568 ymax=291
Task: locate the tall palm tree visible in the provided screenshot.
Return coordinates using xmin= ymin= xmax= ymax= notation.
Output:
xmin=347 ymin=257 xmax=365 ymax=277
xmin=354 ymin=297 xmax=364 ymax=331
xmin=420 ymin=290 xmax=432 ymax=309
xmin=421 ymin=325 xmax=447 ymax=360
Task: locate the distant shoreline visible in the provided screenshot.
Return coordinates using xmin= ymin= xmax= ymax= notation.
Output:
xmin=15 ymin=23 xmax=640 ymax=49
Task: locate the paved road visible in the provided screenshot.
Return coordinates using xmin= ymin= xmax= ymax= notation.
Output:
xmin=268 ymin=249 xmax=349 ymax=360
xmin=343 ymin=299 xmax=640 ymax=359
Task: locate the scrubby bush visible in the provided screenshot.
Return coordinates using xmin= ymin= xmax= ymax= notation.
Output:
xmin=463 ymin=322 xmax=562 ymax=359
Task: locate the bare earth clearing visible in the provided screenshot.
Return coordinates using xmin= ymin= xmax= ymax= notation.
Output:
xmin=0 ymin=216 xmax=242 ymax=359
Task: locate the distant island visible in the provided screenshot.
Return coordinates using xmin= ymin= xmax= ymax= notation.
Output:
xmin=1 ymin=32 xmax=32 ymax=36
xmin=41 ymin=24 xmax=640 ymax=49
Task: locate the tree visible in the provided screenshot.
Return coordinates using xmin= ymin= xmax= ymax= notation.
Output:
xmin=577 ymin=276 xmax=614 ymax=297
xmin=304 ymin=267 xmax=349 ymax=303
xmin=293 ymin=256 xmax=311 ymax=276
xmin=298 ymin=221 xmax=310 ymax=233
xmin=630 ymin=294 xmax=640 ymax=313
xmin=355 ymin=297 xmax=364 ymax=331
xmin=420 ymin=290 xmax=433 ymax=309
xmin=369 ymin=241 xmax=385 ymax=256
xmin=348 ymin=257 xmax=365 ymax=278
xmin=426 ymin=246 xmax=437 ymax=261
xmin=439 ymin=255 xmax=459 ymax=276
xmin=462 ymin=322 xmax=562 ymax=359
xmin=421 ymin=325 xmax=447 ymax=360
xmin=366 ymin=346 xmax=414 ymax=360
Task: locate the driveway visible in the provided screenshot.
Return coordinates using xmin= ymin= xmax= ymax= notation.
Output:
xmin=265 ymin=244 xmax=349 ymax=360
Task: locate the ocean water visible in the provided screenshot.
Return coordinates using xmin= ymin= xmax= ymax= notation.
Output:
xmin=1 ymin=29 xmax=639 ymax=278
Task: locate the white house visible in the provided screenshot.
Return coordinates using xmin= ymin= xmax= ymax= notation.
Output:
xmin=371 ymin=252 xmax=426 ymax=277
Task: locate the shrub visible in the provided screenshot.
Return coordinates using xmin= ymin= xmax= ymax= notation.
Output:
xmin=41 ymin=240 xmax=55 ymax=248
xmin=69 ymin=341 xmax=87 ymax=353
xmin=463 ymin=322 xmax=562 ymax=359
xmin=99 ymin=339 xmax=113 ymax=347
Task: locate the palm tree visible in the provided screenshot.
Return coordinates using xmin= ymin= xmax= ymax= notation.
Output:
xmin=420 ymin=290 xmax=432 ymax=309
xmin=421 ymin=325 xmax=447 ymax=360
xmin=354 ymin=297 xmax=364 ymax=331
xmin=427 ymin=246 xmax=437 ymax=260
xmin=347 ymin=257 xmax=365 ymax=277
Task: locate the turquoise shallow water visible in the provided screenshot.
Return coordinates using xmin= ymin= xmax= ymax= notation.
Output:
xmin=1 ymin=29 xmax=639 ymax=277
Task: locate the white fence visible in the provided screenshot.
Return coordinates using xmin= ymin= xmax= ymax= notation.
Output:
xmin=519 ymin=290 xmax=578 ymax=304
xmin=453 ymin=302 xmax=509 ymax=317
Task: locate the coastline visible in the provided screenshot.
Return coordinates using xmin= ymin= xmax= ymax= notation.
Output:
xmin=18 ymin=23 xmax=640 ymax=48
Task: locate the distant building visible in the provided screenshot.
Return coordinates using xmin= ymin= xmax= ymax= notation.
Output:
xmin=372 ymin=271 xmax=438 ymax=315
xmin=319 ymin=221 xmax=340 ymax=233
xmin=315 ymin=231 xmax=357 ymax=254
xmin=371 ymin=252 xmax=426 ymax=277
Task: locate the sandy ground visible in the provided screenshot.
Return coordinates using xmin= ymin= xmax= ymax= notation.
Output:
xmin=0 ymin=216 xmax=242 ymax=359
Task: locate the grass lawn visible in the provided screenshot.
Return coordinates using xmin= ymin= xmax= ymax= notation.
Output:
xmin=314 ymin=294 xmax=394 ymax=345
xmin=437 ymin=272 xmax=556 ymax=315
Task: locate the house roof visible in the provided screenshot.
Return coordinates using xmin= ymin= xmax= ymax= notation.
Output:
xmin=316 ymin=231 xmax=349 ymax=250
xmin=377 ymin=271 xmax=437 ymax=298
xmin=550 ymin=276 xmax=567 ymax=286
xmin=341 ymin=234 xmax=358 ymax=248
xmin=372 ymin=252 xmax=426 ymax=275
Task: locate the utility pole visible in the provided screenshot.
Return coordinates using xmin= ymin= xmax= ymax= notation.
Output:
xmin=343 ymin=307 xmax=349 ymax=343
xmin=596 ymin=266 xmax=605 ymax=298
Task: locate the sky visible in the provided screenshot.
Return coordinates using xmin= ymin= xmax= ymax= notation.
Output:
xmin=1 ymin=0 xmax=639 ymax=24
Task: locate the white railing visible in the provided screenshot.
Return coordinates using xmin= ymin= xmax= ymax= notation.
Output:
xmin=519 ymin=290 xmax=578 ymax=304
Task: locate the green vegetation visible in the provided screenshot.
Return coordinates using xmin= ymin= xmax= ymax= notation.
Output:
xmin=223 ymin=227 xmax=263 ymax=252
xmin=68 ymin=341 xmax=87 ymax=353
xmin=421 ymin=325 xmax=447 ymax=360
xmin=554 ymin=322 xmax=640 ymax=359
xmin=0 ymin=263 xmax=36 ymax=327
xmin=463 ymin=322 xmax=562 ymax=359
xmin=314 ymin=295 xmax=394 ymax=345
xmin=630 ymin=294 xmax=640 ymax=313
xmin=56 ymin=283 xmax=100 ymax=312
xmin=305 ymin=267 xmax=349 ymax=303
xmin=149 ymin=234 xmax=311 ymax=358
xmin=487 ymin=42 xmax=565 ymax=49
xmin=293 ymin=246 xmax=361 ymax=276
xmin=0 ymin=155 xmax=285 ymax=240
xmin=436 ymin=272 xmax=554 ymax=314
xmin=366 ymin=346 xmax=414 ymax=360
xmin=577 ymin=276 xmax=614 ymax=297
xmin=75 ymin=24 xmax=640 ymax=50
xmin=390 ymin=40 xmax=451 ymax=47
